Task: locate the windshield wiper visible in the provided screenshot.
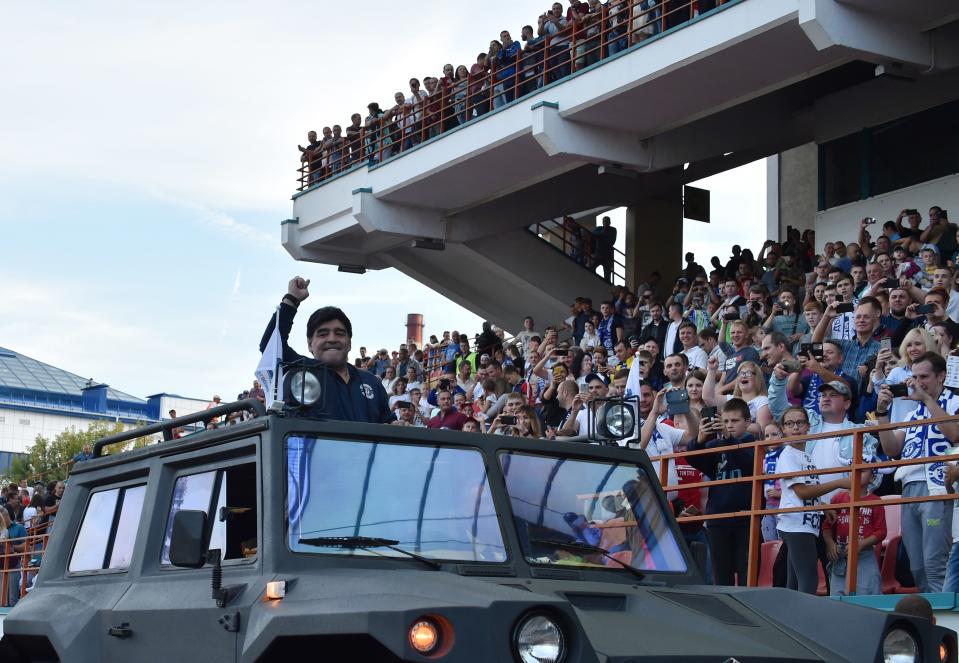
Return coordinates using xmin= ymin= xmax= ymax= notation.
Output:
xmin=531 ymin=538 xmax=645 ymax=581
xmin=298 ymin=535 xmax=441 ymax=570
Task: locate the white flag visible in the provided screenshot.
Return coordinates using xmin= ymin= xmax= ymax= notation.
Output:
xmin=624 ymin=353 xmax=643 ymax=440
xmin=255 ymin=307 xmax=283 ymax=408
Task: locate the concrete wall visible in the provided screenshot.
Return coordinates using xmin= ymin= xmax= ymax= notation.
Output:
xmin=778 ymin=143 xmax=818 ymax=238
xmin=815 ymin=172 xmax=959 ymax=252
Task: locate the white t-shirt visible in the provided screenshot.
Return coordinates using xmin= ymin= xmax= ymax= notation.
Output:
xmin=806 ymin=421 xmax=846 ymax=502
xmin=682 ymin=345 xmax=708 ymax=370
xmin=664 ymin=321 xmax=680 ymax=358
xmin=22 ymin=506 xmax=38 ymax=529
xmin=776 ymin=445 xmax=824 ymax=535
xmin=625 ymin=419 xmax=684 ymax=497
xmin=747 ymin=395 xmax=769 ymax=423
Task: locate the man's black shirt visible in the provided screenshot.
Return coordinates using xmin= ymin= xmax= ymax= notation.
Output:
xmin=260 ymin=303 xmax=391 ymax=424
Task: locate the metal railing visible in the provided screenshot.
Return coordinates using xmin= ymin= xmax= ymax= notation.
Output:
xmin=648 ymin=413 xmax=959 ymax=595
xmin=0 ymin=520 xmax=51 ymax=607
xmin=530 ymin=218 xmax=627 ymax=285
xmin=295 ymin=0 xmax=733 ymax=191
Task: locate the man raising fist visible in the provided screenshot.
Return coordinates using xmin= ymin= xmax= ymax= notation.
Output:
xmin=259 ymin=276 xmax=391 ymax=423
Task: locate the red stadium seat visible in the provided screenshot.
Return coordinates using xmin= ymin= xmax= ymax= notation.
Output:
xmin=880 ymin=536 xmax=919 ymax=595
xmin=880 ymin=495 xmax=902 ymax=546
xmin=758 ymin=541 xmax=782 ymax=588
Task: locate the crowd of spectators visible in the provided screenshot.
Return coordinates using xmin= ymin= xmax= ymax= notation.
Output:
xmin=341 ymin=203 xmax=959 ymax=595
xmin=295 ymin=0 xmax=728 ymax=188
xmin=0 ymin=479 xmax=63 ymax=606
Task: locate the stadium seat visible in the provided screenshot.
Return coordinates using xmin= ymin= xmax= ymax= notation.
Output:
xmin=817 ymin=561 xmax=828 ymax=596
xmin=880 ymin=536 xmax=919 ymax=595
xmin=758 ymin=541 xmax=782 ymax=588
xmin=880 ymin=495 xmax=902 ymax=546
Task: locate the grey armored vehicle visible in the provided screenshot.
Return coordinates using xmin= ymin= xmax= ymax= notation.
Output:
xmin=1 ymin=392 xmax=954 ymax=662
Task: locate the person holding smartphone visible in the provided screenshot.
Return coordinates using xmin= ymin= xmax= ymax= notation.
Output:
xmin=872 ymin=328 xmax=940 ymax=422
xmin=813 ymin=296 xmax=883 ymax=380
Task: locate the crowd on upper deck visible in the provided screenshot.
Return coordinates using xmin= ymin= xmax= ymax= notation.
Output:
xmin=294 ymin=0 xmax=727 ymax=189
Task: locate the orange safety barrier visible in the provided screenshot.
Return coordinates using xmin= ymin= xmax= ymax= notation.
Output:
xmin=295 ymin=0 xmax=733 ymax=191
xmin=0 ymin=520 xmax=52 ymax=608
xmin=648 ymin=412 xmax=959 ymax=595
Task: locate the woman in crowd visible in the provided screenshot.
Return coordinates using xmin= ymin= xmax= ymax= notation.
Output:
xmin=580 ymin=321 xmax=601 ymax=351
xmin=705 ymin=358 xmax=771 ymax=436
xmin=452 ymin=65 xmax=471 ymax=126
xmin=763 ymin=289 xmax=809 ymax=345
xmin=931 ymin=321 xmax=956 ymax=356
xmin=572 ymin=351 xmax=593 ymax=391
xmin=684 ymin=369 xmax=710 ymax=414
xmin=871 ymin=327 xmax=937 ymax=422
xmin=389 ymin=378 xmax=410 ymax=411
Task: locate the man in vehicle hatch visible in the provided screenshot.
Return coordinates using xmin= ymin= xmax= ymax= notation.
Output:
xmin=259 ymin=276 xmax=391 ymax=424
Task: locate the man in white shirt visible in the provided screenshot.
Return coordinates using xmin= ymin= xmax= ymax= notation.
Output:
xmin=679 ymin=322 xmax=707 ymax=370
xmin=663 ymin=302 xmax=684 ymax=358
xmin=559 ymin=373 xmax=608 ymax=438
xmin=637 ymin=384 xmax=699 ymax=498
xmin=698 ymin=327 xmax=726 ymax=370
xmin=876 ymin=351 xmax=959 ymax=592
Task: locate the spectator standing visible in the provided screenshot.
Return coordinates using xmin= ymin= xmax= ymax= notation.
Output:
xmin=678 ymin=322 xmax=707 ymax=370
xmin=598 ymin=300 xmax=624 ymax=353
xmin=774 ymin=406 xmax=857 ymax=595
xmin=685 ymin=399 xmax=755 ymax=586
xmin=591 ymin=216 xmax=617 ymax=282
xmin=876 ymin=352 xmax=959 ymax=592
xmin=822 ymin=487 xmax=887 ymax=596
xmin=539 ymin=2 xmax=571 ymax=82
xmin=427 ymin=390 xmax=470 ymax=430
xmin=813 ymin=299 xmax=882 ymax=381
xmin=1 ymin=508 xmax=26 ymax=606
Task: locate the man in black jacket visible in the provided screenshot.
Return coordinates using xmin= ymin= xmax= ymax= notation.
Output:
xmin=259 ymin=276 xmax=391 ymax=424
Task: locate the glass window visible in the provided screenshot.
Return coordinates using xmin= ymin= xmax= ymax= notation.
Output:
xmin=287 ymin=436 xmax=507 ymax=563
xmin=819 ymin=133 xmax=861 ymax=210
xmin=108 ymin=485 xmax=146 ymax=569
xmin=69 ymin=484 xmax=147 ymax=573
xmin=499 ymin=452 xmax=687 ymax=574
xmin=161 ymin=470 xmax=217 ymax=565
xmin=69 ymin=489 xmax=119 ymax=572
xmin=161 ymin=463 xmax=258 ymax=565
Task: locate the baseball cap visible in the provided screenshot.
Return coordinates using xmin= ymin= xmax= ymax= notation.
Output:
xmin=817 ymin=380 xmax=851 ymax=397
xmin=921 ymin=243 xmax=940 ymax=254
xmin=584 ymin=372 xmax=607 ymax=385
xmin=480 ymin=353 xmax=491 ymax=363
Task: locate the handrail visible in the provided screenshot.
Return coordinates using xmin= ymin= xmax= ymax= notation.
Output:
xmin=648 ymin=410 xmax=959 ymax=593
xmin=0 ymin=520 xmax=52 ymax=607
xmin=294 ymin=0 xmax=732 ymax=191
xmin=530 ymin=218 xmax=626 ymax=285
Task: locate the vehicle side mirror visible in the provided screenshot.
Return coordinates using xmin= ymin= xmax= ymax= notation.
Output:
xmin=169 ymin=510 xmax=208 ymax=568
xmin=690 ymin=540 xmax=709 ymax=581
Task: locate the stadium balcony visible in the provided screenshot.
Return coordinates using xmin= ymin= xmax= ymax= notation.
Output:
xmin=283 ymin=0 xmax=959 ymax=330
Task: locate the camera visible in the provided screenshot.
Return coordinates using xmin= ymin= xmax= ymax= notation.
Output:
xmin=438 ymin=379 xmax=450 ymax=390
xmin=781 ymin=360 xmax=801 ymax=373
xmin=751 ymin=301 xmax=761 ymax=311
xmin=800 ymin=342 xmax=824 ymax=361
xmin=888 ymin=383 xmax=909 ymax=398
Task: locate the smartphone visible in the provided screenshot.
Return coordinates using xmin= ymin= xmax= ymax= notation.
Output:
xmin=888 ymin=383 xmax=909 ymax=398
xmin=781 ymin=360 xmax=801 ymax=373
xmin=396 ymin=401 xmax=413 ymax=410
xmin=882 ymin=278 xmax=900 ymax=289
xmin=665 ymin=389 xmax=690 ymax=416
xmin=835 ymin=303 xmax=855 ymax=314
xmin=700 ymin=406 xmax=717 ymax=420
xmin=865 ymin=217 xmax=877 ymax=225
xmin=554 ymin=349 xmax=568 ymax=358
xmin=880 ymin=338 xmax=892 ymax=352
xmin=723 ymin=311 xmax=739 ymax=321
xmin=915 ymin=303 xmax=936 ymax=315
xmin=500 ymin=415 xmax=517 ymax=425
xmin=552 ymin=365 xmax=565 ymax=377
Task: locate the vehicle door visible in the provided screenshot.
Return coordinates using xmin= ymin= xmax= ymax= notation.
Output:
xmin=106 ymin=450 xmax=261 ymax=662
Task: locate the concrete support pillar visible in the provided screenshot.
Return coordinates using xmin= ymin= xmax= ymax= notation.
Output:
xmin=625 ymin=191 xmax=683 ymax=298
xmin=778 ymin=143 xmax=818 ymax=239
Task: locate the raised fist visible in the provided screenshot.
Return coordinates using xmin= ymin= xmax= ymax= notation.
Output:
xmin=288 ymin=276 xmax=311 ymax=301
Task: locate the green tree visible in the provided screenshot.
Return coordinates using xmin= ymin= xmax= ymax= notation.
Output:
xmin=3 ymin=420 xmax=154 ymax=484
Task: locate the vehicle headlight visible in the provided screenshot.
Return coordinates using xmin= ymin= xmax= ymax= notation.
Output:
xmin=515 ymin=614 xmax=565 ymax=663
xmin=288 ymin=370 xmax=322 ymax=405
xmin=883 ymin=627 xmax=919 ymax=663
xmin=602 ymin=403 xmax=635 ymax=440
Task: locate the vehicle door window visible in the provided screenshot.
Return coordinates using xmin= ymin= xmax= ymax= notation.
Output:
xmin=161 ymin=462 xmax=257 ymax=565
xmin=69 ymin=484 xmax=147 ymax=573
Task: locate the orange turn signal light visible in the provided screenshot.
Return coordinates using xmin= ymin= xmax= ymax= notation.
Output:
xmin=265 ymin=580 xmax=286 ymax=600
xmin=409 ymin=619 xmax=440 ymax=654
xmin=940 ymin=642 xmax=948 ymax=662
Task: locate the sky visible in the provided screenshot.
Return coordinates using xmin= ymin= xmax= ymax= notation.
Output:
xmin=0 ymin=1 xmax=766 ymax=401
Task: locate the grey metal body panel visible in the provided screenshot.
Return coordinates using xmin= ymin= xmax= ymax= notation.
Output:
xmin=2 ymin=414 xmax=954 ymax=662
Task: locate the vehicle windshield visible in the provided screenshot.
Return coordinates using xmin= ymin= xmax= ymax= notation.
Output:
xmin=500 ymin=451 xmax=687 ymax=574
xmin=287 ymin=436 xmax=507 ymax=563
